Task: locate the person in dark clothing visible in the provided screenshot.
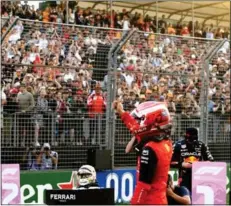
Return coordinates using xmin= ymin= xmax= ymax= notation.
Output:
xmin=17 ymin=84 xmax=35 ymax=146
xmin=47 ymin=90 xmax=57 ymax=112
xmin=36 ymin=90 xmax=49 ymax=144
xmin=122 ymin=93 xmax=132 ymax=111
xmin=42 ymin=90 xmax=57 ymax=143
xmin=69 ymin=90 xmax=87 ymax=145
xmin=4 ymin=93 xmax=18 ymax=114
xmin=2 ymin=93 xmax=18 ymax=146
xmin=158 ymin=15 xmax=167 ymax=29
xmin=167 ymin=174 xmax=191 ymax=205
xmin=171 ymin=127 xmax=214 ymax=193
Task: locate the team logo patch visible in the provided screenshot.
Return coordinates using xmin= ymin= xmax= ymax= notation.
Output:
xmin=142 ymin=149 xmax=149 ymax=156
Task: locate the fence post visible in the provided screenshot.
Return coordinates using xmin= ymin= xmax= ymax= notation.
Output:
xmin=111 ymin=29 xmax=136 ymax=168
xmin=1 ymin=17 xmax=19 ymax=43
xmin=105 ymin=49 xmax=115 ymax=152
xmin=201 ymin=39 xmax=227 ymax=145
xmin=105 ymin=29 xmax=136 ymax=168
xmin=199 ymin=60 xmax=209 ymax=143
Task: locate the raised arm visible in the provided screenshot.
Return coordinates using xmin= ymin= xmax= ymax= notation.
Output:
xmin=113 ymin=100 xmax=140 ymax=136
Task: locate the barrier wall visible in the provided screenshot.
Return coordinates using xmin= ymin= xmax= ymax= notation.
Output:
xmin=20 ymin=166 xmax=230 ymax=204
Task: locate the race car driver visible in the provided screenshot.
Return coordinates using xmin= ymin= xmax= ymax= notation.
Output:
xmin=171 ymin=127 xmax=214 ymax=193
xmin=76 ymin=165 xmax=100 ymax=189
xmin=113 ymin=100 xmax=173 ymax=205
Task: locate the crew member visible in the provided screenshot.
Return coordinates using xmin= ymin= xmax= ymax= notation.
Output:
xmin=171 ymin=127 xmax=214 ymax=192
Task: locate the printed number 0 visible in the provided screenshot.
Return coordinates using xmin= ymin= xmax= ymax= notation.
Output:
xmin=196 ymin=185 xmax=214 ymax=204
xmin=106 ymin=173 xmax=119 ymax=202
xmin=2 ymin=168 xmax=19 ymax=204
xmin=121 ymin=173 xmax=133 ymax=202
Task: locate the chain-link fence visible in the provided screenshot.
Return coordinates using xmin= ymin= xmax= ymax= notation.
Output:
xmin=1 ymin=63 xmax=114 ymax=170
xmin=1 ymin=18 xmax=230 ymax=170
xmin=110 ymin=31 xmax=230 ymax=167
xmin=1 ymin=18 xmax=126 ymax=170
xmin=205 ymin=40 xmax=230 ymax=162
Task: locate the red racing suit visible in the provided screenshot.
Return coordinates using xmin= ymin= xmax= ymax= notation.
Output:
xmin=120 ymin=112 xmax=173 ymax=205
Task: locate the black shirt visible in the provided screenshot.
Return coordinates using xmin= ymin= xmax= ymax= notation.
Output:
xmin=171 ymin=139 xmax=214 ymax=192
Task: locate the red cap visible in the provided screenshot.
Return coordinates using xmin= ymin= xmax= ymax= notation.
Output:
xmin=76 ymin=90 xmax=83 ymax=95
xmin=10 ymin=88 xmax=19 ymax=94
xmin=126 ymin=65 xmax=135 ymax=71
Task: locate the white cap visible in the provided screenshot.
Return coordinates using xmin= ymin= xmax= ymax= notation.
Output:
xmin=14 ymin=82 xmax=20 ymax=87
xmin=43 ymin=143 xmax=50 ymax=149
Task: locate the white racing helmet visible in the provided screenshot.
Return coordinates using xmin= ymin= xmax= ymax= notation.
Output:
xmin=77 ymin=165 xmax=97 ymax=186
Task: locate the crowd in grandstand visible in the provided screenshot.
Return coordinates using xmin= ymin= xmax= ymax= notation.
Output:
xmin=1 ymin=1 xmax=230 ymax=148
xmin=1 ymin=1 xmax=230 ymax=39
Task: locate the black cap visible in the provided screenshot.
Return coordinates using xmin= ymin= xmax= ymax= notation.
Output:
xmin=185 ymin=127 xmax=198 ymax=143
xmin=186 ymin=128 xmax=198 ymax=136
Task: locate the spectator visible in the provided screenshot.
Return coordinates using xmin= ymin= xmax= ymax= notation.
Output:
xmin=123 ymin=70 xmax=134 ymax=88
xmin=1 ymin=86 xmax=8 ymax=145
xmin=181 ymin=24 xmax=190 ymax=36
xmin=139 ymin=94 xmax=146 ymax=103
xmin=40 ymin=143 xmax=58 ymax=170
xmin=206 ymin=28 xmax=214 ymax=39
xmin=208 ymin=94 xmax=225 ymax=114
xmin=56 ymin=91 xmax=68 ymax=145
xmin=69 ymin=90 xmax=87 ymax=145
xmin=158 ymin=15 xmax=167 ymax=29
xmin=1 ymin=87 xmax=7 ymax=129
xmin=122 ymin=93 xmax=132 ymax=111
xmin=42 ymin=7 xmax=50 ymax=22
xmin=194 ymin=21 xmax=202 ymax=37
xmin=50 ymin=7 xmax=58 ymax=23
xmin=167 ymin=23 xmax=176 ymax=35
xmin=122 ymin=14 xmax=130 ymax=30
xmin=22 ymin=142 xmax=41 ymax=170
xmin=87 ymin=83 xmax=106 ymax=145
xmin=145 ymin=89 xmax=154 ymax=101
xmin=57 ymin=7 xmax=64 ymax=23
xmin=1 ymin=2 xmax=229 ymax=40
xmin=47 ymin=88 xmax=57 ymax=112
xmin=3 ymin=89 xmax=18 ymax=115
xmin=35 ymin=89 xmax=48 ymax=143
xmin=68 ymin=8 xmax=75 ymax=24
xmin=0 ymin=3 xmax=230 ymax=152
xmin=17 ymin=83 xmax=35 ymax=146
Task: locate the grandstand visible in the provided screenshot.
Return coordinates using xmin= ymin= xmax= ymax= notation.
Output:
xmin=1 ymin=1 xmax=230 ymax=171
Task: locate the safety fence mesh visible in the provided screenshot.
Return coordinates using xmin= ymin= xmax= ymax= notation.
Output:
xmin=206 ymin=40 xmax=230 ymax=162
xmin=1 ymin=18 xmax=124 ymax=169
xmin=1 ymin=18 xmax=230 ymax=170
xmin=112 ymin=31 xmax=229 ymax=166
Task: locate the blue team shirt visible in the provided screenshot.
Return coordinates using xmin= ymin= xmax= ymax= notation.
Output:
xmin=167 ymin=185 xmax=191 ymax=205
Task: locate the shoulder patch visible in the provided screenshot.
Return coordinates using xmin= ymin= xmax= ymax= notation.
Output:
xmin=181 ymin=144 xmax=186 ymax=149
xmin=142 ymin=149 xmax=149 ymax=156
